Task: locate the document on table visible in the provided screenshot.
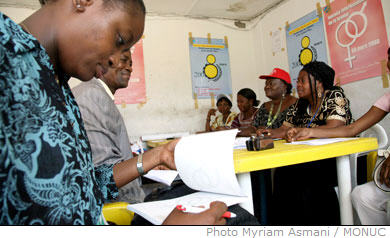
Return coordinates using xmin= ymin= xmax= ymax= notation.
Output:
xmin=128 ymin=129 xmax=248 ymax=224
xmin=288 ymin=137 xmax=357 ymax=145
xmin=233 ymin=137 xmax=249 ymax=149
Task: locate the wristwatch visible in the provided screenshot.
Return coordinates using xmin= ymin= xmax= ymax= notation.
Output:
xmin=136 ymin=153 xmax=145 ymax=176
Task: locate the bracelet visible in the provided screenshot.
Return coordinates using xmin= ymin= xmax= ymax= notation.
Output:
xmin=136 ymin=153 xmax=145 ymax=176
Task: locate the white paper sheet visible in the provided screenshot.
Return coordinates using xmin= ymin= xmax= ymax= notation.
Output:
xmin=174 ymin=129 xmax=244 ymax=196
xmin=143 ymin=170 xmax=179 ymax=186
xmin=127 ymin=191 xmax=248 ymax=225
xmin=288 ymin=137 xmax=357 ymax=146
xmin=233 ymin=137 xmax=249 ymax=149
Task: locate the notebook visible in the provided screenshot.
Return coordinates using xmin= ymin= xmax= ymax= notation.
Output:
xmin=127 ymin=129 xmax=248 ymax=225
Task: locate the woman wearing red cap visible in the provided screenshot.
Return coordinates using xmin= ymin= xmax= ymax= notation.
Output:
xmin=254 ymin=68 xmax=297 ymax=130
xmin=259 ymin=61 xmax=353 ymax=225
xmin=249 ymin=68 xmax=297 ymax=224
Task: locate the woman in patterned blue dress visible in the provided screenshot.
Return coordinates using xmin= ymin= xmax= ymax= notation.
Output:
xmin=0 ymin=0 xmax=227 ymax=225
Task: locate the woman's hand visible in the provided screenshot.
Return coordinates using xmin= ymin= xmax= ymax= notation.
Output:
xmin=286 ymin=128 xmax=312 ymax=142
xmin=207 ymin=109 xmax=217 ymax=118
xmin=379 ymin=155 xmax=390 ymax=188
xmin=154 ymin=139 xmax=180 ymax=170
xmin=162 ymin=201 xmax=228 ymax=225
xmin=256 ymin=128 xmax=272 ymax=137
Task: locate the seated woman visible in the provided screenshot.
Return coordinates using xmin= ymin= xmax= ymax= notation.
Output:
xmin=231 ymin=88 xmax=260 ymax=136
xmin=205 ymin=94 xmax=237 ymax=132
xmin=249 ymin=68 xmax=297 ymax=223
xmin=286 ymin=47 xmax=390 ymax=225
xmin=258 ymin=61 xmax=353 ymax=225
xmin=255 ymin=68 xmax=297 ymax=129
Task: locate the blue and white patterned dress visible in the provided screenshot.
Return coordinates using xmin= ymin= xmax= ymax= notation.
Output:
xmin=0 ymin=12 xmax=118 ymax=225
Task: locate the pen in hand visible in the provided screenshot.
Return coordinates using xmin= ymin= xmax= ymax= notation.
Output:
xmin=176 ymin=205 xmax=237 ymax=218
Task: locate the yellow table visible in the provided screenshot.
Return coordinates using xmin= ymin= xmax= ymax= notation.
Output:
xmin=233 ymin=138 xmax=378 ymax=225
xmin=146 ymin=139 xmax=171 ymax=148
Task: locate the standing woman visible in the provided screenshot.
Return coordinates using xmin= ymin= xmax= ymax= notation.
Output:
xmin=205 ymin=94 xmax=237 ymax=132
xmin=259 ymin=61 xmax=353 ymax=225
xmin=231 ymin=88 xmax=260 ymax=136
xmin=0 ymin=0 xmax=226 ymax=225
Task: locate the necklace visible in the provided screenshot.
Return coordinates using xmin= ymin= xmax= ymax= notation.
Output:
xmin=307 ymin=94 xmax=325 ymax=128
xmin=19 ymin=22 xmax=32 ymax=35
xmin=266 ymin=97 xmax=284 ymax=128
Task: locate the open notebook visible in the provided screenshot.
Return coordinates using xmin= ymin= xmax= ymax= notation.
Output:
xmin=127 ymin=129 xmax=248 ymax=225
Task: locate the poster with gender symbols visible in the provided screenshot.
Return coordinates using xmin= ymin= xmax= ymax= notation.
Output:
xmin=114 ymin=39 xmax=146 ymax=104
xmin=189 ymin=37 xmax=232 ymax=99
xmin=324 ymin=0 xmax=388 ymax=85
xmin=286 ymin=10 xmax=329 ymax=89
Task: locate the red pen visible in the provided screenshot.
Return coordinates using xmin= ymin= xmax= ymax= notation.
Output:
xmin=176 ymin=205 xmax=237 ymax=218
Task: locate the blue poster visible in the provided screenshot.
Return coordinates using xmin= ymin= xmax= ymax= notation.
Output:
xmin=189 ymin=37 xmax=232 ymax=99
xmin=286 ymin=10 xmax=328 ymax=89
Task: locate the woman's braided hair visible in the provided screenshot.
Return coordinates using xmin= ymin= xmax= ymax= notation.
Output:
xmin=296 ymin=61 xmax=341 ymax=122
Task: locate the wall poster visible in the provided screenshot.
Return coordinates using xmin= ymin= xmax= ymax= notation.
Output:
xmin=324 ymin=0 xmax=388 ymax=85
xmin=286 ymin=10 xmax=329 ymax=89
xmin=114 ymin=39 xmax=146 ymax=104
xmin=189 ymin=37 xmax=232 ymax=99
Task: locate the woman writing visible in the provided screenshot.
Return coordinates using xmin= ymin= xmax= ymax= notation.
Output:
xmin=259 ymin=61 xmax=353 ymax=225
xmin=205 ymin=94 xmax=237 ymax=132
xmin=231 ymin=88 xmax=260 ymax=136
xmin=0 ymin=0 xmax=226 ymax=225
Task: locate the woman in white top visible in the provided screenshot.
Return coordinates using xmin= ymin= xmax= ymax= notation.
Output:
xmin=205 ymin=94 xmax=237 ymax=132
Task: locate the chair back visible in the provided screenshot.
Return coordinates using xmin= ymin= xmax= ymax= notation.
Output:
xmin=359 ymin=124 xmax=388 ymax=150
xmin=349 ymin=124 xmax=388 ymax=189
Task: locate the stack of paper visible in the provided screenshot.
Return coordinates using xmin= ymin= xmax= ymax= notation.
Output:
xmin=128 ymin=129 xmax=248 ymax=225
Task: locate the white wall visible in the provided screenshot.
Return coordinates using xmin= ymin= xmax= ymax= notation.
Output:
xmin=2 ymin=1 xmax=390 ymax=143
xmin=121 ymin=16 xmax=259 ymax=139
xmin=253 ymin=0 xmax=390 ymax=145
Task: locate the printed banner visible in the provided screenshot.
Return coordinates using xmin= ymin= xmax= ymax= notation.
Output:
xmin=114 ymin=39 xmax=146 ymax=104
xmin=189 ymin=37 xmax=232 ymax=99
xmin=324 ymin=0 xmax=388 ymax=85
xmin=286 ymin=10 xmax=329 ymax=89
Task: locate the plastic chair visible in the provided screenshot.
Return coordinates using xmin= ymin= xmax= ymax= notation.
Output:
xmin=350 ymin=124 xmax=388 ymax=188
xmin=349 ymin=124 xmax=389 ymax=224
xmin=102 ymin=202 xmax=134 ymax=225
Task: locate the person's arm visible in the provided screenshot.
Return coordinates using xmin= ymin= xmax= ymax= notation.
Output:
xmin=380 ymin=156 xmax=390 ymax=187
xmin=113 ymin=139 xmax=178 ymax=188
xmin=287 ymin=106 xmax=388 ymax=141
xmin=205 ymin=109 xmax=217 ymax=132
xmin=256 ymin=125 xmax=290 ymax=139
xmin=237 ymin=126 xmax=257 ymax=137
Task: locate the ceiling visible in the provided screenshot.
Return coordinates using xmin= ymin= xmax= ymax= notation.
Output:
xmin=0 ymin=0 xmax=287 ymax=21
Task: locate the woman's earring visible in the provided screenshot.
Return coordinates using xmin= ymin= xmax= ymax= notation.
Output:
xmin=317 ymin=91 xmax=322 ymax=98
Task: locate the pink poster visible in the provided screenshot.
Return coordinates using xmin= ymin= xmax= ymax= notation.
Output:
xmin=324 ymin=0 xmax=388 ymax=85
xmin=114 ymin=39 xmax=146 ymax=104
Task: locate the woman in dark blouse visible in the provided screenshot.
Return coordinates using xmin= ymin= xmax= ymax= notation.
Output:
xmin=259 ymin=61 xmax=353 ymax=225
xmin=254 ymin=68 xmax=297 ymax=129
xmin=249 ymin=68 xmax=297 ymax=224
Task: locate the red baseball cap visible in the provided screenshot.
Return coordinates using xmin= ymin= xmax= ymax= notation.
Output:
xmin=259 ymin=68 xmax=291 ymax=84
